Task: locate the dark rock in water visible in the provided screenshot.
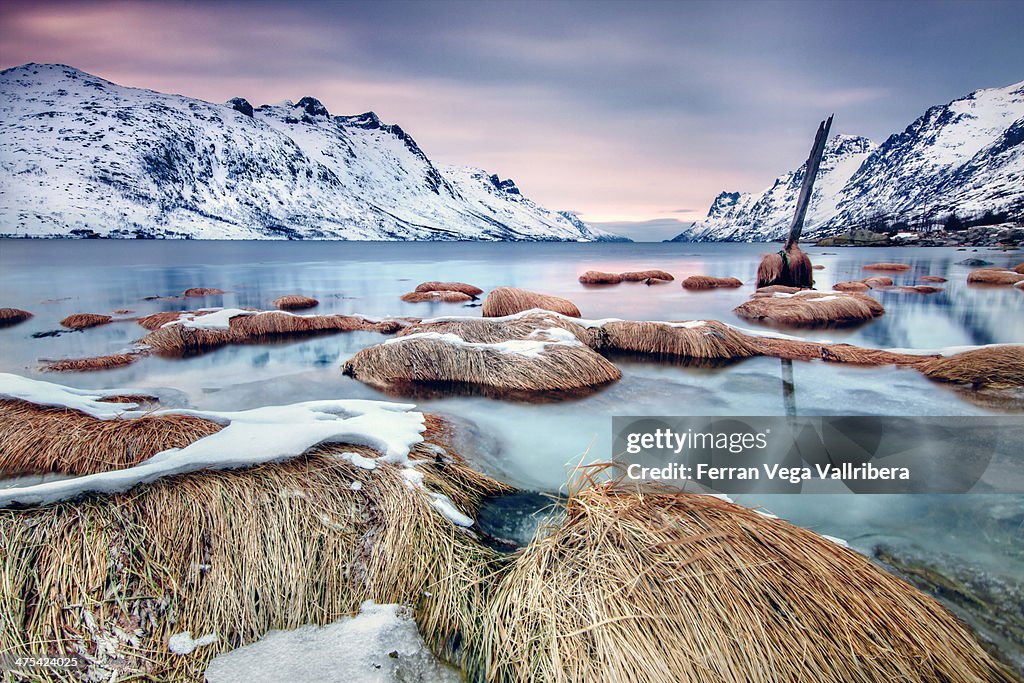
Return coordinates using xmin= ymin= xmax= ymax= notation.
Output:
xmin=227 ymin=97 xmax=253 ymax=118
xmin=958 ymin=258 xmax=993 ymax=266
xmin=476 ymin=492 xmax=563 ymax=551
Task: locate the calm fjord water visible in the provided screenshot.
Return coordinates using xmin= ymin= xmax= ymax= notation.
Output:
xmin=1 ymin=240 xmax=1022 ymax=635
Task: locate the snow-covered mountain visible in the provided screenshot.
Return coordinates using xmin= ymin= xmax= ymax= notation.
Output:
xmin=672 ymin=80 xmax=1024 ymax=242
xmin=0 ymin=64 xmax=623 ymax=241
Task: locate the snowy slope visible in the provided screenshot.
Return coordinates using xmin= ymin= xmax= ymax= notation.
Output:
xmin=672 ymin=80 xmax=1024 ymax=242
xmin=678 ymin=135 xmax=877 ymax=242
xmin=0 ymin=64 xmax=621 ymax=241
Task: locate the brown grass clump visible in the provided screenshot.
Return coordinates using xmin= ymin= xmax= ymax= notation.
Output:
xmin=113 ymin=308 xmax=135 ymax=315
xmin=414 ymin=281 xmax=484 ymax=297
xmin=140 ymin=312 xmax=391 ymax=356
xmin=398 ymin=313 xmax=593 ymax=346
xmin=812 ymin=264 xmax=825 ymax=270
xmin=751 ymin=337 xmax=931 ymax=366
xmin=60 ymin=313 xmax=113 ymax=330
xmin=483 ymin=483 xmax=1014 ymax=683
xmin=864 ymin=262 xmax=912 ymax=271
xmin=967 ymin=269 xmax=1024 ymax=286
xmin=272 ymin=295 xmax=319 ymax=310
xmin=342 ymin=332 xmax=621 ymax=394
xmin=756 ymin=246 xmax=813 ymax=289
xmin=401 ymin=290 xmax=474 ymax=303
xmin=734 ymin=290 xmax=884 ymax=327
xmin=920 ymin=275 xmax=947 ymax=283
xmin=681 ymin=275 xmax=743 ymax=290
xmin=918 ymin=346 xmax=1024 ymax=389
xmin=578 ymin=270 xmax=623 ymax=285
xmin=0 ymin=413 xmax=510 ymax=681
xmin=138 ymin=310 xmax=194 ymax=330
xmin=896 ymin=285 xmax=943 ymax=294
xmin=755 ymin=285 xmax=804 ymax=295
xmin=1012 ymin=262 xmax=1024 ymax=274
xmin=0 ymin=398 xmax=222 ymax=476
xmin=0 ymin=307 xmax=33 ymax=327
xmin=482 ymin=287 xmax=581 ymax=318
xmin=620 ymin=270 xmax=674 ymax=282
xmin=42 ymin=353 xmax=140 ymax=372
xmin=593 ymin=320 xmax=759 ymax=360
xmin=833 ymin=280 xmax=870 ymax=292
xmin=182 ymin=287 xmax=225 ymax=297
xmin=862 ymin=275 xmax=894 ymax=288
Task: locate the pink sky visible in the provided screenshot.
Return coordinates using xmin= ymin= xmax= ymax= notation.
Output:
xmin=2 ymin=0 xmax=1021 ymax=240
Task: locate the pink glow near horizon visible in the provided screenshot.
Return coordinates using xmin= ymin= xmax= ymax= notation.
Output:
xmin=3 ymin=0 xmax=1022 ymax=239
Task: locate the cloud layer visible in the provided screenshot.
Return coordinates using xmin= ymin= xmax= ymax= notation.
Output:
xmin=2 ymin=0 xmax=1022 ymax=237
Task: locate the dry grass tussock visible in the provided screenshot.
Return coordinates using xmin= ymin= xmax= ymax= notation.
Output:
xmin=60 ymin=313 xmax=113 ymax=330
xmin=0 ymin=308 xmax=33 ymax=327
xmin=0 ymin=398 xmax=222 ymax=476
xmin=482 ymin=287 xmax=581 ymax=318
xmin=619 ymin=269 xmax=674 ymax=282
xmin=342 ymin=331 xmax=621 ymax=393
xmin=483 ymin=481 xmax=1014 ymax=683
xmin=42 ymin=353 xmax=140 ymax=372
xmin=756 ymin=246 xmax=813 ymax=289
xmin=272 ymin=295 xmax=319 ymax=310
xmin=751 ymin=337 xmax=931 ymax=366
xmin=833 ymin=280 xmax=870 ymax=292
xmin=896 ymin=285 xmax=943 ymax=294
xmin=578 ymin=270 xmax=623 ymax=285
xmin=415 ymin=281 xmax=483 ymax=297
xmin=182 ymin=287 xmax=225 ymax=297
xmin=398 ymin=312 xmax=594 ymax=346
xmin=401 ymin=290 xmax=474 ymax=303
xmin=593 ymin=320 xmax=759 ymax=360
xmin=138 ymin=311 xmax=196 ymax=330
xmin=0 ymin=413 xmax=511 ymax=682
xmin=863 ymin=262 xmax=912 ymax=271
xmin=1013 ymin=262 xmax=1024 ymax=274
xmin=734 ymin=290 xmax=884 ymax=327
xmin=862 ymin=276 xmax=894 ymax=288
xmin=918 ymin=346 xmax=1024 ymax=389
xmin=755 ymin=285 xmax=804 ymax=294
xmin=681 ymin=275 xmax=743 ymax=290
xmin=920 ymin=275 xmax=948 ymax=283
xmin=140 ymin=311 xmax=397 ymax=356
xmin=967 ymin=269 xmax=1024 ymax=285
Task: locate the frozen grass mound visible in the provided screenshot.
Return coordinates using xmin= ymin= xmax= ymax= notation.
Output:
xmin=0 ymin=307 xmax=32 ymax=327
xmin=414 ymin=281 xmax=483 ymax=297
xmin=483 ymin=483 xmax=1016 ymax=683
xmin=734 ymin=290 xmax=884 ymax=327
xmin=918 ymin=346 xmax=1024 ymax=389
xmin=862 ymin=276 xmax=894 ymax=288
xmin=619 ymin=269 xmax=674 ymax=282
xmin=967 ymin=269 xmax=1024 ymax=286
xmin=593 ymin=320 xmax=759 ymax=361
xmin=272 ymin=295 xmax=319 ymax=310
xmin=833 ymin=280 xmax=870 ymax=292
xmin=183 ymin=287 xmax=225 ymax=297
xmin=140 ymin=310 xmax=400 ymax=356
xmin=401 ymin=291 xmax=474 ymax=303
xmin=61 ymin=313 xmax=112 ymax=329
xmin=342 ymin=326 xmax=621 ymax=395
xmin=863 ymin=262 xmax=912 ymax=271
xmin=578 ymin=270 xmax=623 ymax=285
xmin=681 ymin=275 xmax=743 ymax=290
xmin=482 ymin=287 xmax=581 ymax=318
xmin=0 ymin=375 xmax=509 ymax=681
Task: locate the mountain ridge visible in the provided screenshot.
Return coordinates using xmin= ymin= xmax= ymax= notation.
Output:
xmin=671 ymin=80 xmax=1024 ymax=242
xmin=0 ymin=63 xmax=626 ymax=241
